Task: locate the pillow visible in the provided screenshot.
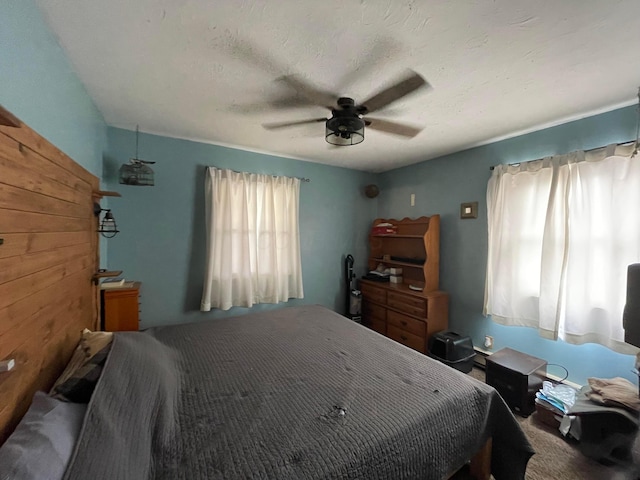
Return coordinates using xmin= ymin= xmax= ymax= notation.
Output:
xmin=0 ymin=391 xmax=87 ymax=480
xmin=50 ymin=343 xmax=87 ymax=394
xmin=50 ymin=329 xmax=113 ymax=403
xmin=81 ymin=329 xmax=113 ymax=358
xmin=50 ymin=343 xmax=111 ymax=403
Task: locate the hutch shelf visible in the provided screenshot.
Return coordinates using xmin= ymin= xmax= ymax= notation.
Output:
xmin=361 ymin=215 xmax=448 ymax=354
xmin=368 ymin=215 xmax=440 ymax=292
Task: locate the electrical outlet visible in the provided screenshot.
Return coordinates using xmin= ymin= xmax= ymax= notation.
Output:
xmin=410 ymin=193 xmax=415 ymax=206
xmin=484 ymin=335 xmax=493 ymax=349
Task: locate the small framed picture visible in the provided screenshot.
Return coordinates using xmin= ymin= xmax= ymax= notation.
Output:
xmin=460 ymin=201 xmax=478 ymax=219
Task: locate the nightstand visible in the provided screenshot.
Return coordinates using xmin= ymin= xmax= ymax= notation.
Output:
xmin=100 ymin=282 xmax=141 ymax=331
xmin=486 ymin=347 xmax=547 ymax=417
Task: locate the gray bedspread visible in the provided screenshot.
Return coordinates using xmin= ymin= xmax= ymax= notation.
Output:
xmin=64 ymin=305 xmax=533 ymax=480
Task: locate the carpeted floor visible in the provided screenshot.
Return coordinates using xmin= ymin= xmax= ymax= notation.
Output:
xmin=468 ymin=367 xmax=640 ymax=479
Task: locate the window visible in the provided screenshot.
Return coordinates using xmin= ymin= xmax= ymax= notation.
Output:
xmin=201 ymin=168 xmax=304 ymax=311
xmin=484 ymin=144 xmax=640 ymax=353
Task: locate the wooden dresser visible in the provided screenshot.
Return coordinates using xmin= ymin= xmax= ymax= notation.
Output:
xmin=361 ymin=280 xmax=449 ymax=353
xmin=100 ymin=282 xmax=141 ymax=331
xmin=360 ymin=216 xmax=449 ymax=353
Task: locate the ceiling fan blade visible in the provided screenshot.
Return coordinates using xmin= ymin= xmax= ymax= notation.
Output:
xmin=366 ymin=117 xmax=423 ymax=138
xmin=360 ymin=71 xmax=430 ymax=114
xmin=334 ymin=36 xmax=401 ymax=93
xmin=231 ymin=96 xmax=321 ymax=114
xmin=262 ymin=117 xmax=327 ymax=130
xmin=276 ymin=75 xmax=337 ymax=109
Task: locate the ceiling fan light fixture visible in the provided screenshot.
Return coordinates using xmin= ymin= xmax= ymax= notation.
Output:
xmin=266 ymin=71 xmax=429 ymax=145
xmin=325 ymin=115 xmax=365 ymax=146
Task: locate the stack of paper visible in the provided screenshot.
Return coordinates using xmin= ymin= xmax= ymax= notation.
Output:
xmin=100 ymin=278 xmax=125 ymax=289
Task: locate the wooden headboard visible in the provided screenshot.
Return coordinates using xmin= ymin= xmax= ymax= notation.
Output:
xmin=0 ymin=105 xmax=99 ymax=443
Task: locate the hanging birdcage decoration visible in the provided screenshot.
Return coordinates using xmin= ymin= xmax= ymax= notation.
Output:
xmin=119 ymin=159 xmax=155 ymax=186
xmin=119 ymin=125 xmax=156 ymax=186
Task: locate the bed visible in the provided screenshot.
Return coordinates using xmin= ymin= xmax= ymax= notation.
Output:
xmin=0 ymin=106 xmax=533 ymax=480
xmin=60 ymin=305 xmax=531 ymax=479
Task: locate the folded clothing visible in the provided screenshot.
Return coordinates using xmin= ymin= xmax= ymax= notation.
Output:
xmin=536 ymin=380 xmax=576 ymax=414
xmin=586 ymin=377 xmax=640 ymax=413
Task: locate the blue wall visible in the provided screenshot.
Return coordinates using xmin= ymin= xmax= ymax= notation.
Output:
xmin=106 ymin=107 xmax=638 ymax=385
xmin=0 ymin=0 xmax=106 ymax=177
xmin=378 ymin=105 xmax=639 ymax=385
xmin=12 ymin=0 xmax=636 ymax=384
xmin=105 ymin=128 xmax=377 ymax=327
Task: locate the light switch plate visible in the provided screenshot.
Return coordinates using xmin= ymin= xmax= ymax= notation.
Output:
xmin=460 ymin=201 xmax=478 ymax=219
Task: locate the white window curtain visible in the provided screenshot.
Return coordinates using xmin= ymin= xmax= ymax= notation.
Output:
xmin=484 ymin=144 xmax=640 ymax=354
xmin=201 ymin=168 xmax=304 ymax=311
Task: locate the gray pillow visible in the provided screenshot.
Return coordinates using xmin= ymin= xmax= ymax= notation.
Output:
xmin=50 ymin=344 xmax=111 ymax=403
xmin=0 ymin=391 xmax=86 ymax=480
xmin=49 ymin=329 xmax=113 ymax=403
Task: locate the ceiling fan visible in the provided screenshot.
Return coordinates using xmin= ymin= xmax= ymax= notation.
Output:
xmin=262 ymin=70 xmax=431 ymax=146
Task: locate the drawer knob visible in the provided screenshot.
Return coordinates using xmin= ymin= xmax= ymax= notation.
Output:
xmin=401 ymin=335 xmax=407 ymax=341
xmin=401 ymin=321 xmax=407 ymax=326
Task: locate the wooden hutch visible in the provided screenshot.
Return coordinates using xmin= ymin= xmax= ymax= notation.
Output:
xmin=360 ymin=216 xmax=449 ymax=354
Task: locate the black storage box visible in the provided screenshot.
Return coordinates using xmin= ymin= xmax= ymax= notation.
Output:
xmin=428 ymin=331 xmax=475 ymax=373
xmin=485 ymin=348 xmax=547 ymax=417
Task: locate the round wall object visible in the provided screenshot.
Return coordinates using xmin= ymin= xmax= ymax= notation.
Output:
xmin=365 ymin=184 xmax=379 ymax=198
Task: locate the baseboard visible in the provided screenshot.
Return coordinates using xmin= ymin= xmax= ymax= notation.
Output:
xmin=473 ymin=349 xmax=488 ymax=369
xmin=473 ymin=347 xmax=582 ymax=390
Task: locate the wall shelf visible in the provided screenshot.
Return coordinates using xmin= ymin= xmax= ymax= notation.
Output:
xmin=93 ymin=190 xmax=122 ymax=198
xmin=92 ymin=270 xmax=123 ymax=285
xmin=371 ymin=234 xmax=424 ymax=239
xmin=370 ymin=257 xmax=425 ymax=269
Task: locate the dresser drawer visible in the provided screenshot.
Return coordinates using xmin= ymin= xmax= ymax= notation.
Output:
xmin=363 ymin=302 xmax=386 ymax=321
xmin=387 ymin=291 xmax=427 ymax=317
xmin=387 ymin=324 xmax=426 ymax=353
xmin=387 ymin=310 xmax=426 ymax=338
xmin=361 ymin=283 xmax=387 ymax=304
xmin=101 ymin=284 xmax=141 ymax=332
xmin=370 ymin=318 xmax=387 ymax=335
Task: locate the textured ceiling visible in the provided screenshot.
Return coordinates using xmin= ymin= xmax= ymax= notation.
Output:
xmin=37 ymin=0 xmax=640 ymax=172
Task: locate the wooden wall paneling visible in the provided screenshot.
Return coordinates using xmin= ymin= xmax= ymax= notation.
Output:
xmin=0 ymin=124 xmax=96 ymax=187
xmin=0 ymin=255 xmax=93 ymax=311
xmin=0 ymin=232 xmax=91 ymax=260
xmin=0 ymin=183 xmax=88 ymax=218
xmin=0 ymin=311 xmax=90 ymax=441
xmin=0 ymin=242 xmax=91 ymax=286
xmin=0 ymin=154 xmax=91 ymax=205
xmin=0 ymin=210 xmax=90 ymax=234
xmin=0 ymin=128 xmax=95 ymax=190
xmin=0 ymin=105 xmax=20 ymax=128
xmin=0 ymin=268 xmax=89 ymax=341
xmin=0 ymin=108 xmax=99 ymax=444
xmin=0 ymin=276 xmax=90 ymax=377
